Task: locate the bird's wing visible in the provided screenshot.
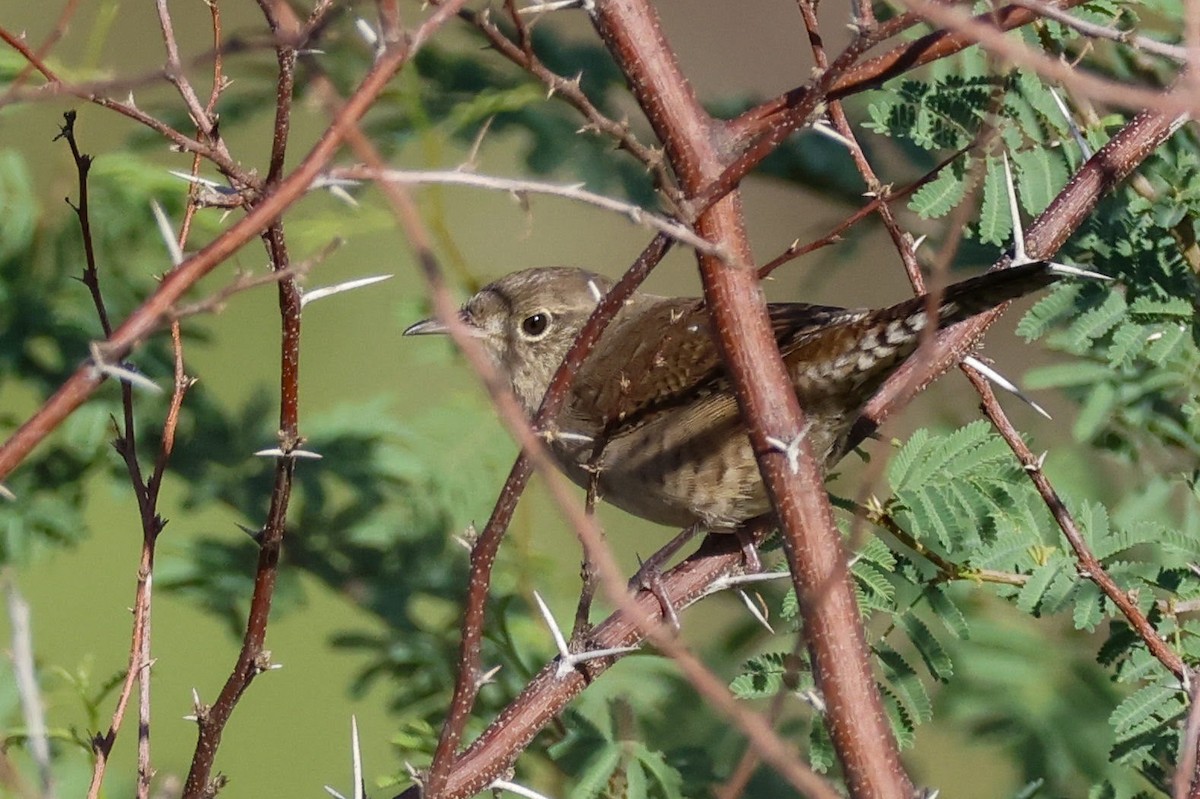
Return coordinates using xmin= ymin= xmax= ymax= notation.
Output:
xmin=564 ymin=297 xmax=864 ymax=433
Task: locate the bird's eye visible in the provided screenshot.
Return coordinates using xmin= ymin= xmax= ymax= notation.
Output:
xmin=520 ymin=311 xmax=552 ymax=339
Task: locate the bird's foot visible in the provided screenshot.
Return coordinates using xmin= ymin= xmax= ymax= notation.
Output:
xmin=638 ymin=567 xmax=681 ymax=632
xmin=628 ymin=523 xmax=702 ymax=631
xmin=735 ymin=526 xmax=763 ymax=574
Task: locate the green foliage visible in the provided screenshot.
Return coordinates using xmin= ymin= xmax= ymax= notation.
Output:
xmin=550 ymin=701 xmax=687 ymax=799
xmin=0 ymin=149 xmax=197 ymax=566
xmin=1018 ymin=140 xmax=1200 ymax=461
xmin=734 ymin=414 xmax=1199 ymax=795
xmin=846 ymin=39 xmax=1200 ymax=793
xmin=864 ymin=62 xmax=1082 ymax=250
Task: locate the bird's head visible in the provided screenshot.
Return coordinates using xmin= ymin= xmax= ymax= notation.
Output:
xmin=404 ymin=267 xmax=612 ymax=413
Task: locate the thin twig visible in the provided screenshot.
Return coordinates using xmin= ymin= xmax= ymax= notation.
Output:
xmin=1175 ymin=670 xmax=1200 ymax=799
xmin=1010 ymin=0 xmax=1187 ymax=61
xmin=461 ymin=7 xmax=678 ymax=205
xmin=182 ymin=3 xmax=303 ymax=793
xmin=328 ymin=166 xmax=714 ymax=253
xmin=4 ymin=572 xmax=55 ymax=799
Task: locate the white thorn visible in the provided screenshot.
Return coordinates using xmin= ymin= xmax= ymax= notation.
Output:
xmin=962 ymin=355 xmax=1051 ymax=420
xmin=1046 ymin=261 xmax=1112 ymax=281
xmin=354 ymin=17 xmax=379 ymax=47
xmin=532 ymin=591 xmax=637 ymax=678
xmin=810 ymin=118 xmax=855 ymax=150
xmin=167 ymin=170 xmax=226 ymax=190
xmin=517 ymin=0 xmax=586 ymax=12
xmin=798 ymin=689 xmax=826 ymax=714
xmin=478 ymin=664 xmax=503 ymax=686
xmin=91 ymin=360 xmax=162 ymax=394
xmin=351 ymin=715 xmax=364 ymax=799
xmin=311 ymin=175 xmax=362 ymax=191
xmin=491 ymin=779 xmax=559 ymax=799
xmin=150 ymin=200 xmax=184 ymax=267
xmin=586 ymin=278 xmax=603 ymax=303
xmin=1048 ymin=87 xmax=1093 ymax=159
xmin=301 ymin=275 xmax=393 ymax=308
xmin=541 ymin=429 xmax=594 ymax=445
xmin=737 ymin=589 xmax=774 ymax=634
xmin=559 ymin=644 xmax=640 ymax=673
xmin=253 ymin=448 xmax=324 ymax=460
xmin=88 ymin=343 xmax=162 ymax=393
xmin=707 ymin=571 xmax=791 ymax=594
xmin=326 ymin=184 xmax=359 ymax=207
xmin=532 ymin=590 xmax=571 ymax=661
xmin=910 ymin=234 xmax=927 ymax=253
xmin=0 ymin=484 xmax=15 ymax=501
xmin=765 ymin=426 xmax=810 ymax=474
xmin=1000 ymin=153 xmax=1029 ymax=265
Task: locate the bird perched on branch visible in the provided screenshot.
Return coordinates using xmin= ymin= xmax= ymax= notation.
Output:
xmin=405 ymin=261 xmax=1082 ymax=533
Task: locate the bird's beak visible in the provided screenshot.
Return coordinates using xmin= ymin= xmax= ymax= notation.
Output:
xmin=403 ymin=317 xmax=449 ymax=336
xmin=402 ymin=311 xmax=482 ymax=337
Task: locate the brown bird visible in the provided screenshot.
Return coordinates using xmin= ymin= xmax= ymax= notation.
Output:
xmin=405 ymin=261 xmax=1075 ymax=532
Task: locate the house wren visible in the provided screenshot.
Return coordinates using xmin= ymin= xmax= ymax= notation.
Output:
xmin=405 ymin=261 xmax=1067 ymax=531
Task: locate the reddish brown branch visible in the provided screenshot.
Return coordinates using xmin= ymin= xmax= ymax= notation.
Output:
xmin=0 ymin=25 xmax=249 ymax=186
xmin=758 ymin=144 xmax=972 ymax=278
xmin=460 ymin=7 xmax=679 ymax=206
xmin=590 ymin=0 xmax=912 ymax=796
xmin=182 ymin=5 xmax=305 ymax=791
xmin=399 ymin=529 xmax=840 ymax=799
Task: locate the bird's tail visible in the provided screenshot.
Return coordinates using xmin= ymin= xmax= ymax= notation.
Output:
xmin=889 ymin=260 xmax=1106 ymax=329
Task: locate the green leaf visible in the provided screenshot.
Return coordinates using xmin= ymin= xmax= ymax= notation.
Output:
xmin=0 ymin=150 xmax=37 ymax=263
xmin=1014 ymin=147 xmax=1068 ymax=215
xmin=1016 ymin=559 xmax=1064 ymax=614
xmin=977 ymin=157 xmax=1012 ymax=245
xmin=910 ymin=165 xmax=969 ymax=219
xmin=900 ymin=613 xmax=954 ymax=681
xmin=1072 ymin=582 xmax=1104 ymax=631
xmin=1109 ymin=681 xmax=1181 ymax=739
xmin=927 ymin=587 xmax=970 ymax=639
